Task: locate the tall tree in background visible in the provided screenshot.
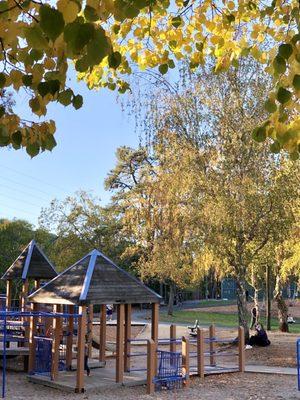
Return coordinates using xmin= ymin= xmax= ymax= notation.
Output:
xmin=108 ymin=59 xmax=300 ymax=335
xmin=39 ymin=190 xmax=133 ymax=270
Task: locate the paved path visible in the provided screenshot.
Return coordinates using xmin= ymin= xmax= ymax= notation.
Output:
xmin=245 ymin=364 xmax=297 ymax=375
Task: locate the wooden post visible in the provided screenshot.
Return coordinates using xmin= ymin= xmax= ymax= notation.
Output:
xmin=266 ymin=265 xmax=271 ymax=331
xmin=170 ymin=324 xmax=176 ymax=353
xmin=182 ymin=336 xmax=190 ymax=388
xmin=76 ymin=305 xmax=86 ymax=393
xmin=5 ymin=280 xmax=12 ymax=311
xmin=151 ymin=303 xmax=159 ymax=345
xmin=21 ymin=280 xmax=30 ymax=346
xmin=99 ymin=304 xmax=106 ymax=362
xmin=147 ymin=339 xmax=155 ymax=394
xmin=124 ymin=304 xmax=131 ymax=372
xmin=51 ymin=305 xmax=62 ymax=381
xmin=34 ymin=279 xmax=40 ymax=290
xmin=66 ymin=305 xmax=74 ymax=370
xmin=21 ymin=280 xmax=29 ymax=312
xmin=116 ymin=304 xmax=125 ymax=383
xmin=238 ymin=326 xmax=245 ymax=372
xmin=28 ymin=303 xmax=38 ymax=374
xmin=197 ymin=328 xmax=205 ymax=379
xmin=209 ymin=324 xmax=216 ymax=366
xmin=87 ymin=304 xmax=93 ymax=358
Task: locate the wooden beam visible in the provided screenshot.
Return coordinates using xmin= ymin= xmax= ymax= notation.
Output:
xmin=28 ymin=303 xmax=38 ymax=374
xmin=5 ymin=280 xmax=12 ymax=311
xmin=147 ymin=339 xmax=155 ymax=394
xmin=66 ymin=305 xmax=74 ymax=370
xmin=116 ymin=304 xmax=125 ymax=383
xmin=170 ymin=324 xmax=176 ymax=353
xmin=197 ymin=328 xmax=205 ymax=380
xmin=151 ymin=303 xmax=159 ymax=371
xmin=182 ymin=336 xmax=190 ymax=388
xmin=87 ymin=305 xmax=93 ymax=358
xmin=209 ymin=324 xmax=216 ymax=366
xmin=76 ymin=305 xmax=86 ymax=393
xmin=124 ymin=304 xmax=131 ymax=372
xmin=21 ymin=280 xmax=29 ymax=346
xmin=99 ymin=304 xmax=106 ymax=362
xmin=238 ymin=326 xmax=245 ymax=372
xmin=34 ymin=279 xmax=40 ymax=290
xmin=51 ymin=305 xmax=62 ymax=381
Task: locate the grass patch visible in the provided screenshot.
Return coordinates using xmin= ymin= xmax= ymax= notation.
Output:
xmin=160 ymin=309 xmax=300 ymax=333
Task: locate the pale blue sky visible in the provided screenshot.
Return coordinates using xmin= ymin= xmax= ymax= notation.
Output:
xmin=0 ymin=73 xmax=138 ymax=226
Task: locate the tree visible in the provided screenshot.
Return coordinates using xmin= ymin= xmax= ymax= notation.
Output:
xmin=0 ymin=1 xmax=300 ymax=157
xmin=108 ymin=58 xmax=300 ymax=335
xmin=39 ymin=190 xmax=133 ymax=270
xmin=106 ymin=136 xmax=215 ymax=315
xmin=0 ymin=218 xmax=54 ymax=294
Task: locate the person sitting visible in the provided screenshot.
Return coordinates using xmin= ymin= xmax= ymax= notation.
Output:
xmin=248 ymin=323 xmax=271 ymax=347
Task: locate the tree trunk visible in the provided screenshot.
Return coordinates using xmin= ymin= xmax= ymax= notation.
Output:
xmin=236 ymin=277 xmax=250 ymax=341
xmin=168 ymin=284 xmax=175 ymax=315
xmin=274 ymin=274 xmax=289 ymax=333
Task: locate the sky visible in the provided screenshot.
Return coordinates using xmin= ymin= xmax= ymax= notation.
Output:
xmin=0 ymin=73 xmax=138 ymax=227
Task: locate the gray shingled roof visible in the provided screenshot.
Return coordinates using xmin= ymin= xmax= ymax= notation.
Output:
xmin=28 ymin=249 xmax=161 ymax=305
xmin=1 ymin=240 xmax=57 ymax=281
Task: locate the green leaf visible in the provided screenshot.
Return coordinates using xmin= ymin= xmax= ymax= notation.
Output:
xmin=124 ymin=5 xmax=139 ymax=18
xmin=171 ymin=16 xmax=182 ymax=28
xmin=30 ymin=49 xmax=44 ymax=61
xmin=159 ymin=64 xmax=168 ymax=75
xmin=290 ymin=151 xmax=299 ymax=161
xmin=22 ymin=74 xmax=33 ymax=87
xmin=252 ymin=126 xmax=266 ymax=143
xmin=25 ymin=26 xmax=48 ymax=49
xmin=0 ymin=72 xmax=6 ymax=88
xmin=264 ymin=99 xmax=277 ymax=113
xmin=0 ymin=106 xmax=5 ymax=118
xmin=86 ymin=28 xmax=110 ymax=65
xmin=43 ymin=133 xmax=57 ymax=151
xmin=26 ymin=143 xmax=40 ymax=158
xmin=64 ymin=21 xmax=95 ymax=53
xmin=58 ymin=89 xmax=73 ymax=106
xmin=0 ymin=124 xmax=9 ymax=147
xmin=226 ymin=14 xmax=235 ymax=23
xmin=273 ymin=55 xmax=286 ymax=74
xmin=278 ymin=43 xmax=293 ymax=60
xmin=39 ymin=5 xmax=65 ymax=41
xmin=48 ymin=79 xmax=60 ymax=95
xmin=11 ymin=131 xmax=23 ymax=147
xmin=168 ymin=59 xmax=175 ymax=69
xmin=291 ymin=33 xmax=300 ymax=44
xmin=276 ymin=87 xmax=292 ymax=104
xmin=29 ymin=97 xmax=40 ymax=112
xmin=196 ymin=42 xmax=203 ymax=52
xmin=84 ymin=5 xmax=99 ymax=21
xmin=270 ymin=140 xmax=281 ymax=154
xmin=37 ymin=81 xmax=51 ymax=97
xmin=72 ymin=94 xmax=83 ymax=109
xmin=292 ymin=74 xmax=300 ymax=90
xmin=75 ymin=56 xmax=91 ymax=72
xmin=108 ymin=51 xmax=122 ymax=69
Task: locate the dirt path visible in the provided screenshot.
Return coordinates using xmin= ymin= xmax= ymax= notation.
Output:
xmin=4 ymin=371 xmax=300 ymax=399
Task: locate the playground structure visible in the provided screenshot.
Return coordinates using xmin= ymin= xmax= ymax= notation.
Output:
xmin=0 ymin=244 xmax=246 ymax=397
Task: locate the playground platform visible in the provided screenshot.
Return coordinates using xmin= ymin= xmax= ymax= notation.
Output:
xmin=28 ymin=366 xmax=146 ymax=392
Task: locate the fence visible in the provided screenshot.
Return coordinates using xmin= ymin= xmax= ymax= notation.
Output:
xmin=297 ymin=339 xmax=300 ymax=391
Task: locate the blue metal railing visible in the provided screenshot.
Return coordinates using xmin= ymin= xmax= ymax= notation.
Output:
xmin=297 ymin=338 xmax=300 ymax=391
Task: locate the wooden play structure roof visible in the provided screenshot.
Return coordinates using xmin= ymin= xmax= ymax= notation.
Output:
xmin=1 ymin=240 xmax=57 ymax=281
xmin=28 ymin=249 xmax=161 ymax=305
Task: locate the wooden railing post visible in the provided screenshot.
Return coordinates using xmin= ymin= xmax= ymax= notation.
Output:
xmin=197 ymin=327 xmax=205 ymax=379
xmin=151 ymin=303 xmax=159 ymax=371
xmin=124 ymin=304 xmax=131 ymax=372
xmin=51 ymin=305 xmax=62 ymax=381
xmin=28 ymin=303 xmax=38 ymax=374
xmin=76 ymin=305 xmax=86 ymax=393
xmin=182 ymin=336 xmax=190 ymax=388
xmin=209 ymin=324 xmax=216 ymax=366
xmin=5 ymin=280 xmax=12 ymax=311
xmin=238 ymin=326 xmax=245 ymax=372
xmin=147 ymin=339 xmax=155 ymax=394
xmin=66 ymin=305 xmax=74 ymax=370
xmin=116 ymin=304 xmax=125 ymax=383
xmin=170 ymin=324 xmax=176 ymax=353
xmin=99 ymin=304 xmax=106 ymax=362
xmin=87 ymin=305 xmax=93 ymax=358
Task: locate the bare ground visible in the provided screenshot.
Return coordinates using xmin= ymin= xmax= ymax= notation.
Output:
xmin=4 ymin=371 xmax=300 ymax=399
